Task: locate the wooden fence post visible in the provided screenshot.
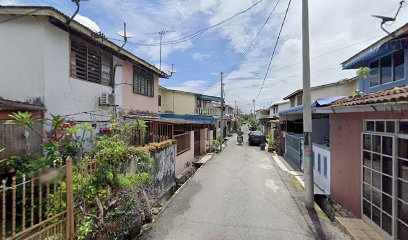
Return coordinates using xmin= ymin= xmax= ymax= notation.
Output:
xmin=65 ymin=157 xmax=75 ymax=239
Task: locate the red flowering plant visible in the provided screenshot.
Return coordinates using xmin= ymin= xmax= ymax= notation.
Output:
xmin=6 ymin=112 xmax=94 ymax=166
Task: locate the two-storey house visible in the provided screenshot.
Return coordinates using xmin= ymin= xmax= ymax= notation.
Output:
xmin=326 ymin=23 xmax=408 ymax=239
xmin=0 ymin=6 xmax=168 ymax=135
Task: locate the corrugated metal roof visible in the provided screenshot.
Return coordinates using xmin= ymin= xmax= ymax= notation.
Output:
xmin=0 ymin=99 xmax=45 ymax=111
xmin=330 ymin=86 xmax=408 ymax=107
xmin=279 ymin=96 xmax=346 ymax=115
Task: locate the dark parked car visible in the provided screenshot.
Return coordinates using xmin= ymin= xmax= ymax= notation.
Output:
xmin=248 ymin=131 xmax=266 ymax=146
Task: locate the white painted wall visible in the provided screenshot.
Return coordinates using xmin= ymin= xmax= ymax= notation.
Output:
xmin=313 ymin=143 xmax=331 ymax=194
xmin=0 ymin=15 xmax=122 ymax=131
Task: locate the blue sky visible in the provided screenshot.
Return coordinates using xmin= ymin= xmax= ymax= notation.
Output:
xmin=2 ymin=0 xmax=408 ymax=112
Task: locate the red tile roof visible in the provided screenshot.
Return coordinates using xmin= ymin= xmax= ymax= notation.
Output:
xmin=330 ymin=86 xmax=408 ymax=107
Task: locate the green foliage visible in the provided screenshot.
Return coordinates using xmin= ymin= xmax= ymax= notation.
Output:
xmin=212 ymin=140 xmax=221 ymax=151
xmin=6 ymin=154 xmax=51 ymax=179
xmin=357 ymin=67 xmax=370 ymax=79
xmin=77 ymin=217 xmax=95 ymax=240
xmin=5 ymin=111 xmax=40 ymax=127
xmin=117 ymin=173 xmax=151 ymax=190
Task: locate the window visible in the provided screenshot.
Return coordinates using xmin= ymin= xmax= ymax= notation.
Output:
xmin=370 ymin=60 xmax=380 ymax=87
xmin=296 ymin=94 xmax=303 ymax=106
xmin=323 ymin=156 xmax=327 ymax=178
xmin=133 ymin=66 xmax=154 ymax=97
xmin=318 ymin=153 xmax=321 ymax=173
xmin=369 ymin=50 xmax=405 ymax=87
xmin=381 ymin=54 xmax=392 ymax=84
xmin=394 ymin=50 xmax=405 ymax=81
xmin=158 ymin=95 xmax=162 ymax=107
xmin=362 ymin=119 xmax=408 ymax=238
xmin=70 ymin=37 xmax=112 ymax=86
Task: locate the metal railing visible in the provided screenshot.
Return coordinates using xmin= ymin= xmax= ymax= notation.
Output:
xmin=174 ymin=132 xmax=191 ymax=155
xmin=195 ymin=108 xmax=220 ymax=116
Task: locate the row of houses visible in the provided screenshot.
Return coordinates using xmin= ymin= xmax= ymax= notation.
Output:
xmin=259 ymin=23 xmax=408 ymax=239
xmin=0 ymin=6 xmax=234 ymax=181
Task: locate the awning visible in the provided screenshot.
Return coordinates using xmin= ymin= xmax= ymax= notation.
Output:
xmin=197 ymin=95 xmax=221 ymax=102
xmin=342 ymin=37 xmax=408 ymax=69
xmin=278 ymin=96 xmax=346 ymax=115
xmin=160 ymin=114 xmax=219 ymax=124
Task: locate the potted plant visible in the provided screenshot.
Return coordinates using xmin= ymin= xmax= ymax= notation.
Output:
xmin=212 ymin=140 xmax=221 ymax=152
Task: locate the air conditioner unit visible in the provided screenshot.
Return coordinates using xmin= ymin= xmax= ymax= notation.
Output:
xmin=100 ymin=92 xmax=115 ymax=106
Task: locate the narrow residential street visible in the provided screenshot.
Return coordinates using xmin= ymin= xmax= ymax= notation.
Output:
xmin=142 ymin=125 xmax=349 ymax=240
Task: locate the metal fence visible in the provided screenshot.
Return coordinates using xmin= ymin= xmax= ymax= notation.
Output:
xmin=285 ymin=133 xmax=303 ymax=168
xmin=0 ymin=158 xmax=75 ymax=240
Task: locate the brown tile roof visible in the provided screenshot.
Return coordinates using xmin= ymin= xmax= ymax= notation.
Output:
xmin=330 ymin=86 xmax=408 ymax=107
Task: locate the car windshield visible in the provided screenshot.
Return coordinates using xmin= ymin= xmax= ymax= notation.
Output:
xmin=250 ymin=131 xmax=264 ymax=136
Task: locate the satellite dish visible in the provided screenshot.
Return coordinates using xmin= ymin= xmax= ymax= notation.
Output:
xmin=117 ymin=31 xmax=134 ymax=38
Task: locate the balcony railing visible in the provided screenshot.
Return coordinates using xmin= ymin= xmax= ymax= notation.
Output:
xmin=195 ymin=107 xmax=220 ymax=116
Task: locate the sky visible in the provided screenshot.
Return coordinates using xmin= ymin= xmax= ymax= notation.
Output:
xmin=1 ymin=0 xmax=408 ymax=112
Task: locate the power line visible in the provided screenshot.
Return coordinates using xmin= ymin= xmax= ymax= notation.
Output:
xmin=203 ymin=0 xmax=280 ymax=94
xmin=256 ymin=0 xmax=291 ymax=100
xmin=223 ymin=0 xmax=280 ymax=80
xmin=108 ymin=0 xmax=264 ymax=47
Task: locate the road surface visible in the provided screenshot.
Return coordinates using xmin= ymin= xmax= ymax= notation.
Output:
xmin=142 ymin=125 xmax=349 ymax=240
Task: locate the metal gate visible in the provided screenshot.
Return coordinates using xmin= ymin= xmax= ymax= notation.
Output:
xmin=285 ymin=133 xmax=304 ymax=168
xmin=194 ymin=130 xmax=200 ymax=156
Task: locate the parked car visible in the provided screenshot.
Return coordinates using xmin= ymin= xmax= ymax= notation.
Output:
xmin=248 ymin=131 xmax=266 ymax=146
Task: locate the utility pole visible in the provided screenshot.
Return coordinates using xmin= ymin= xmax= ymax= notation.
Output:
xmin=151 ymin=30 xmax=174 ymax=70
xmin=302 ymin=0 xmax=314 ymax=210
xmin=220 ymin=72 xmax=225 ymax=151
xmin=252 ymin=99 xmax=256 ymax=119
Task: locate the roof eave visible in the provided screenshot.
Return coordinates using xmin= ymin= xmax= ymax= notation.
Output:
xmin=341 ymin=23 xmax=408 ymax=69
xmin=0 ymin=6 xmax=169 ymax=78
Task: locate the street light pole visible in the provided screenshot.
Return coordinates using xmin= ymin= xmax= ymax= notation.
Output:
xmin=302 ymin=0 xmax=314 ymax=209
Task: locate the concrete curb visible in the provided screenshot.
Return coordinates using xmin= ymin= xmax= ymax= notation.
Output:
xmin=268 ymin=153 xmax=343 ymax=225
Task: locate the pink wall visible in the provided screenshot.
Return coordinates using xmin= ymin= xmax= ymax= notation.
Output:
xmin=330 ymin=111 xmax=408 ymax=217
xmin=121 ymin=61 xmax=159 ymax=114
xmin=176 ymin=131 xmax=194 ymax=178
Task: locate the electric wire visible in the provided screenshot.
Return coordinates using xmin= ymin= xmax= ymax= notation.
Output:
xmin=108 ymin=0 xmax=264 ymax=47
xmin=255 ymin=0 xmax=291 ymax=100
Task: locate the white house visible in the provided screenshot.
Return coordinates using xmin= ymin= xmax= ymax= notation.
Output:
xmin=0 ymin=6 xmax=167 ymax=133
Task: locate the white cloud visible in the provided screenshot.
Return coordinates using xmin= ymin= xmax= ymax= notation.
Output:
xmin=74 ymin=14 xmax=100 ymax=32
xmin=168 ymin=80 xmax=208 ymax=93
xmin=192 ymin=52 xmax=210 ymax=61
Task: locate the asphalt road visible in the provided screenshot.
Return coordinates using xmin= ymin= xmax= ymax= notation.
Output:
xmin=142 ymin=125 xmax=349 ymax=240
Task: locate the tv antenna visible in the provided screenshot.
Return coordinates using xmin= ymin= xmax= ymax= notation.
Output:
xmin=68 ymin=0 xmax=90 ymax=24
xmin=117 ymin=22 xmax=134 ymax=53
xmin=372 ymin=0 xmax=406 ymax=34
xmin=148 ymin=30 xmax=174 ymax=70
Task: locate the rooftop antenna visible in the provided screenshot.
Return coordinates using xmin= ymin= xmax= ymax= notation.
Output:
xmin=372 ymin=0 xmax=406 ymax=35
xmin=68 ymin=0 xmax=89 ymax=24
xmin=148 ymin=30 xmax=175 ymax=70
xmin=117 ymin=22 xmax=134 ymax=53
xmin=167 ymin=64 xmax=176 ymax=77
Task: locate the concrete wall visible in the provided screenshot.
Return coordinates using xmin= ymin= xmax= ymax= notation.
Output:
xmin=330 ymin=111 xmax=408 ymax=217
xmin=200 ymin=128 xmax=207 ymax=154
xmin=311 ymin=81 xmax=358 ymax=101
xmin=0 ymin=15 xmax=113 ymax=126
xmin=313 ymin=143 xmax=331 ymax=194
xmin=149 ymin=144 xmax=176 ymax=200
xmin=175 ymin=131 xmax=194 ymax=177
xmin=122 ymin=61 xmax=159 ymax=114
xmin=159 ymin=88 xmax=196 ymax=114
